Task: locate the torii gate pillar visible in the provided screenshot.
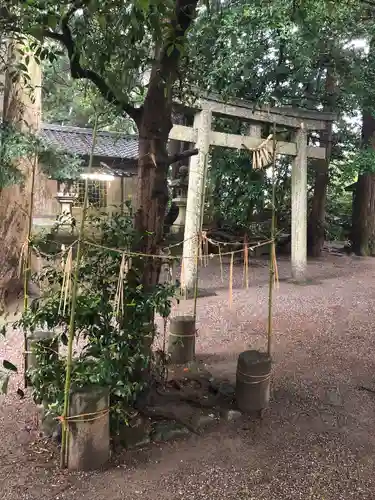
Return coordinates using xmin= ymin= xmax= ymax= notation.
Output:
xmin=181 ymin=110 xmax=211 ymax=295
xmin=291 ymin=123 xmax=308 ymax=282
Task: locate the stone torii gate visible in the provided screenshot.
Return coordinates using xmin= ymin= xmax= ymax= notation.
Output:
xmin=168 ymin=95 xmax=335 ymax=294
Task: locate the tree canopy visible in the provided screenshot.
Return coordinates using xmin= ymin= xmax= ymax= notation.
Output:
xmin=2 ymin=0 xmax=375 ymax=265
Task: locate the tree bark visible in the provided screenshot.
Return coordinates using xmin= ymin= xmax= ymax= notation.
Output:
xmin=351 ymin=112 xmax=375 ymax=256
xmin=351 ymin=38 xmax=375 ymax=256
xmin=133 ymin=1 xmax=198 ymax=287
xmin=307 ymin=65 xmax=335 ymax=257
xmin=351 ymin=173 xmax=375 ymax=256
xmin=0 ymin=42 xmax=42 ymax=304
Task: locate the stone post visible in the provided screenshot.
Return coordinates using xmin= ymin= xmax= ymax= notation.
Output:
xmin=55 ymin=191 xmax=77 ymax=223
xmin=181 ymin=109 xmax=212 ymax=295
xmin=67 ymin=386 xmax=110 ymax=471
xmin=291 ymin=123 xmax=308 ymax=281
xmin=168 ymin=315 xmax=196 ymax=364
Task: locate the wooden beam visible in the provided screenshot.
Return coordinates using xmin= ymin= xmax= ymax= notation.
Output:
xmin=209 ymin=130 xmax=325 ymax=159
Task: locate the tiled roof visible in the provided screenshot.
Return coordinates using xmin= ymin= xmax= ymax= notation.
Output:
xmin=41 ymin=123 xmax=138 ymax=160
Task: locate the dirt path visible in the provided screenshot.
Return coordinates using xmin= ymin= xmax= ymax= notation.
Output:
xmin=2 ymin=254 xmax=375 ymax=499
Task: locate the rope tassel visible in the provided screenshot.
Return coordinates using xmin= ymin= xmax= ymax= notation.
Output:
xmin=114 ymin=252 xmax=128 ymax=320
xmin=272 ymin=243 xmax=279 ymax=289
xmin=59 ymin=247 xmax=73 ymax=316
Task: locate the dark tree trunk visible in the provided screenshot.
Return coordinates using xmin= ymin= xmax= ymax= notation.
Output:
xmin=307 ymin=66 xmax=335 ymax=257
xmin=135 ymin=108 xmax=171 ymax=286
xmin=351 ymin=173 xmax=375 ymax=256
xmin=351 ymin=112 xmax=375 ymax=256
xmin=351 ymin=37 xmax=375 ymax=256
xmin=133 ymin=1 xmax=198 ymax=287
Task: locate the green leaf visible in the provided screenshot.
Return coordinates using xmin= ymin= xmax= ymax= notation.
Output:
xmin=174 ymin=44 xmax=184 ymax=55
xmin=3 ymin=360 xmax=18 ymax=372
xmin=47 ymin=15 xmax=58 ymax=29
xmin=166 ymin=44 xmax=174 ymax=56
xmin=28 ymin=25 xmax=43 ymax=40
xmin=137 ymin=0 xmax=149 ymax=11
xmin=98 ymin=15 xmax=107 ymax=30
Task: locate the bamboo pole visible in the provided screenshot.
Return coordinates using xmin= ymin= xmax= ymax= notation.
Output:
xmin=267 ymin=122 xmax=277 ymax=357
xmin=23 ymin=153 xmax=37 ymax=388
xmin=229 ymin=251 xmax=234 ymax=309
xmin=192 ymin=232 xmax=200 ymax=319
xmin=60 ymin=115 xmax=99 ymax=469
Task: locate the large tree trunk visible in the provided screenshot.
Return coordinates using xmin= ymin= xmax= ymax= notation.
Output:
xmin=135 ymin=100 xmax=172 ymax=286
xmin=351 ymin=173 xmax=375 ymax=256
xmin=307 ymin=66 xmax=335 ymax=257
xmin=351 ymin=111 xmax=375 ymax=256
xmin=351 ymin=38 xmax=375 ymax=256
xmin=0 ymin=42 xmax=42 ymax=304
xmin=134 ymin=1 xmax=198 ymax=287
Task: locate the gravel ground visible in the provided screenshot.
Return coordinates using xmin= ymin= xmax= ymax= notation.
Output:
xmin=2 ymin=252 xmax=375 ymax=499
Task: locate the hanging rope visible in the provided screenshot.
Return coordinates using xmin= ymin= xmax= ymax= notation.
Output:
xmin=114 ymin=252 xmax=128 ymax=320
xmin=242 ymin=134 xmax=273 ymax=170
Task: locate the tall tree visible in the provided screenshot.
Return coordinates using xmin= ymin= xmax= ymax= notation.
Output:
xmin=0 ymin=41 xmax=42 ymax=302
xmin=187 ymin=0 xmax=367 ymax=251
xmin=2 ymin=0 xmax=200 ymax=287
xmin=351 ymin=37 xmax=375 ymax=255
xmin=307 ymin=61 xmax=336 ymax=256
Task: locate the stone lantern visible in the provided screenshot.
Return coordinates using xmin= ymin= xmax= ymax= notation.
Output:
xmin=170 ymin=164 xmax=189 ymax=235
xmin=55 ymin=181 xmax=78 ymax=226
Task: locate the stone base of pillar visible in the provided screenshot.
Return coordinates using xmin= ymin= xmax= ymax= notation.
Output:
xmin=178 ymin=288 xmax=217 ymax=300
xmin=288 ymin=277 xmax=318 ymax=286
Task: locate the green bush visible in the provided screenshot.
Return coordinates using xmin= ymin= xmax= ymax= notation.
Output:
xmin=15 ymin=211 xmax=175 ymax=432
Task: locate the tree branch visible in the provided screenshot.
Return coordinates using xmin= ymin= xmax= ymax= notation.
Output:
xmin=167 ymin=147 xmax=198 ymax=165
xmin=159 ymin=1 xmax=199 ymax=80
xmin=43 ymin=7 xmax=140 ymax=123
